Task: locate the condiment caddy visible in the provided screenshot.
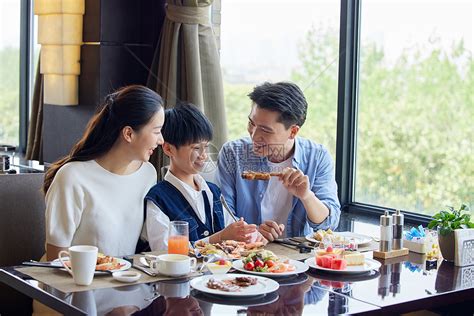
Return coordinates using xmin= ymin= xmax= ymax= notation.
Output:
xmin=373 ymin=210 xmax=409 ymax=259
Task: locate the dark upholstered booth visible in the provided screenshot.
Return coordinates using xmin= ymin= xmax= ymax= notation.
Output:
xmin=0 ymin=173 xmax=46 ymax=267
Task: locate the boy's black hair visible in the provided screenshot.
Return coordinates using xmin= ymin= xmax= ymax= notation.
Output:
xmin=162 ymin=103 xmax=213 ymax=148
xmin=248 ymin=82 xmax=307 ymax=128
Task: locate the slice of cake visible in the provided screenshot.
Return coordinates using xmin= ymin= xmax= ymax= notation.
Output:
xmin=342 ymin=251 xmax=365 ymax=266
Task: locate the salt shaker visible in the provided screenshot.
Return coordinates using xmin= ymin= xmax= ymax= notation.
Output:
xmin=392 ymin=210 xmax=404 ymax=250
xmin=380 ymin=211 xmax=392 ymax=252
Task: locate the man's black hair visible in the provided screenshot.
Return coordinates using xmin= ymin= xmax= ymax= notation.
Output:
xmin=162 ymin=103 xmax=213 ymax=148
xmin=248 ymin=82 xmax=307 ymax=128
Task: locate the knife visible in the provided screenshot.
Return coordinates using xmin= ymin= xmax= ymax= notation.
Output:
xmin=21 ymin=261 xmax=113 ymax=274
xmin=132 ymin=264 xmax=158 ymax=277
xmin=21 ymin=261 xmax=63 ymax=269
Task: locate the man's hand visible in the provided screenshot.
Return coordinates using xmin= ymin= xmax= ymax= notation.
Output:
xmin=220 ymin=218 xmax=257 ymax=243
xmin=279 ymin=167 xmax=312 ymax=200
xmin=258 ymin=220 xmax=285 ymax=242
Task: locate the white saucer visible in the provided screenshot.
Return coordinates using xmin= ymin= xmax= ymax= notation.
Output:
xmin=112 ymin=271 xmax=141 ymax=283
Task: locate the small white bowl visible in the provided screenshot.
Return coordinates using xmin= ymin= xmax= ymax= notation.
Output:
xmin=112 ymin=271 xmax=141 ymax=283
xmin=206 ymin=262 xmax=232 ymax=274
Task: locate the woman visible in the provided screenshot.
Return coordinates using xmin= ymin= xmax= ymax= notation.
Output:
xmin=43 ymin=85 xmax=164 ymax=260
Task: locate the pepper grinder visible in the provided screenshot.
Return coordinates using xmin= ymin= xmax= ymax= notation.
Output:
xmin=380 ymin=211 xmax=392 ymax=252
xmin=392 ymin=210 xmax=404 ymax=250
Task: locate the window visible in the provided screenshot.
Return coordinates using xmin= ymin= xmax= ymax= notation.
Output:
xmin=0 ymin=0 xmax=21 ymax=146
xmin=221 ymin=0 xmax=340 ymax=157
xmin=355 ymin=0 xmax=473 ymax=215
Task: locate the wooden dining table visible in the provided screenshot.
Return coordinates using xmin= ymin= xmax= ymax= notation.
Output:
xmin=1 ymin=212 xmax=473 ymax=315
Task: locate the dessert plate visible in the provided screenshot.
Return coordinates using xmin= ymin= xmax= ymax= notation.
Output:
xmin=304 ymin=257 xmax=381 ymax=274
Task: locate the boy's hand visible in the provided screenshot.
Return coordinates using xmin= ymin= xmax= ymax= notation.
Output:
xmin=258 ymin=220 xmax=285 ymax=242
xmin=220 ymin=219 xmax=257 ymax=242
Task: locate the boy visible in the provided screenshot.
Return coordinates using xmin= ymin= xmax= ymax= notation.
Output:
xmin=145 ymin=104 xmax=257 ymax=251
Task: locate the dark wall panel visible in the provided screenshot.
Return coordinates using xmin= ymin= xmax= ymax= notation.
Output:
xmin=83 ymin=0 xmax=165 ymax=45
xmin=42 ymin=0 xmax=165 ymax=163
xmin=43 ymin=103 xmax=95 ymax=162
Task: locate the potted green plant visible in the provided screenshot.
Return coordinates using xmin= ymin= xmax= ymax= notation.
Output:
xmin=427 ymin=204 xmax=473 ymax=261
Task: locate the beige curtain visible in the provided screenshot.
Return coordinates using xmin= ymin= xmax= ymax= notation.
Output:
xmin=148 ymin=0 xmax=227 ymax=178
xmin=26 ymin=59 xmax=44 ymax=162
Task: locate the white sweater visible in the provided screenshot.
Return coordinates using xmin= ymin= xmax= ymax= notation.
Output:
xmin=45 ymin=160 xmax=157 ymax=257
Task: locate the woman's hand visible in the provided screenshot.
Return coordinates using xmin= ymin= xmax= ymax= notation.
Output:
xmin=219 ymin=219 xmax=257 ymax=242
xmin=46 ymin=244 xmax=69 ymax=261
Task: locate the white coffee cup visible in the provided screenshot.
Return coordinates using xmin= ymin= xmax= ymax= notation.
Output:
xmin=149 ymin=254 xmax=197 ymax=277
xmin=58 ymin=245 xmax=98 ymax=286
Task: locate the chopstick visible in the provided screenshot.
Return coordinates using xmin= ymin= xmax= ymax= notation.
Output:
xmin=273 ymin=239 xmax=313 ymax=253
xmin=220 ymin=194 xmax=239 ymax=223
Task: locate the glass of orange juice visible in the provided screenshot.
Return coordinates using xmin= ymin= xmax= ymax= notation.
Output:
xmin=168 ymin=221 xmax=189 ymax=255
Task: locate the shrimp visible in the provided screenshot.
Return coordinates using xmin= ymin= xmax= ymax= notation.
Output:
xmin=268 ymin=263 xmax=296 ymax=273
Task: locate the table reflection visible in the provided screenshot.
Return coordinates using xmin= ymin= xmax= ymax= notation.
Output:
xmin=246 ymin=275 xmax=320 ymax=315
xmin=135 ymin=296 xmax=203 ymax=316
xmin=35 ymin=283 xmax=154 ymax=315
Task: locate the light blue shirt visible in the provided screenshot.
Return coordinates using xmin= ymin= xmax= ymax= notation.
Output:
xmin=216 ymin=137 xmax=341 ymax=237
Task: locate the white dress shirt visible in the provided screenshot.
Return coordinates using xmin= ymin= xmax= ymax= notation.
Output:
xmin=261 ymin=156 xmax=294 ymax=238
xmin=144 ymin=171 xmax=233 ymax=251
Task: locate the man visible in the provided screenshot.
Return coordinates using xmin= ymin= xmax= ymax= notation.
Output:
xmin=217 ymin=82 xmax=340 ymax=241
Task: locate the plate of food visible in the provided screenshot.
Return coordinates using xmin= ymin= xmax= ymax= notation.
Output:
xmin=305 ymin=229 xmax=372 ymax=246
xmin=232 ymin=250 xmax=308 ymax=277
xmin=53 ymin=253 xmax=131 ymax=275
xmin=304 ymin=256 xmax=381 ymax=274
xmin=190 ymin=273 xmax=279 ymax=297
xmin=194 ymin=240 xmax=265 ymax=259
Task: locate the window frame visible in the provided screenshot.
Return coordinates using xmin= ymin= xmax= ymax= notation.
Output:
xmin=19 ymin=0 xmax=33 ymax=153
xmin=335 ymin=0 xmax=431 ymax=224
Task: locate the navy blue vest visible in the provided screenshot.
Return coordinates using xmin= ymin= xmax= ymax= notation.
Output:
xmin=145 ymin=180 xmax=225 ymax=242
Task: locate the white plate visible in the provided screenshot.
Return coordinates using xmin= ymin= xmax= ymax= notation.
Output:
xmin=232 ymin=259 xmax=308 ymax=277
xmin=333 ymin=232 xmax=373 ymax=245
xmin=53 ymin=258 xmax=131 ymax=275
xmin=304 ymin=257 xmax=381 ymax=274
xmin=305 ymin=231 xmax=372 ymax=246
xmin=190 ymin=273 xmax=279 ymax=297
xmin=305 ymin=234 xmax=320 ymax=244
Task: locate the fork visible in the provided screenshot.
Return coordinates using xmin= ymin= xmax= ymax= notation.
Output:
xmin=220 ymin=194 xmax=240 ymax=223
